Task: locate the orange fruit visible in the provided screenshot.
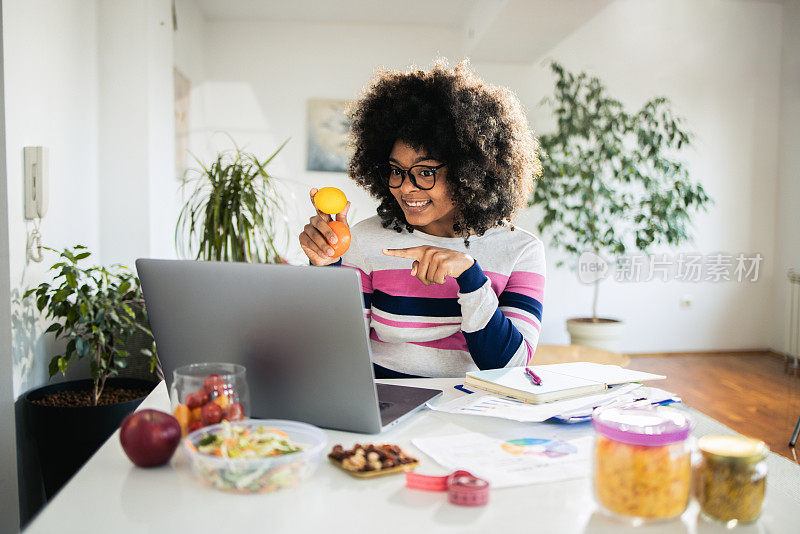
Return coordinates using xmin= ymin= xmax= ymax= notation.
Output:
xmin=190 ymin=407 xmax=202 ymax=422
xmin=173 ymin=404 xmax=190 ymax=435
xmin=314 ymin=187 xmax=347 ymax=215
xmin=213 ymin=395 xmax=231 ymax=410
xmin=328 ymin=221 xmax=351 ymax=258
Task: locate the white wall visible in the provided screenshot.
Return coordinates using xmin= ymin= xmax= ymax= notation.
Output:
xmin=486 ymin=0 xmax=784 ymax=352
xmin=187 ymin=0 xmax=787 ymax=353
xmin=184 ymin=18 xmax=464 ymax=260
xmin=174 ymin=0 xmax=205 ymax=83
xmin=98 ymin=0 xmax=178 ymax=268
xmin=3 ymin=0 xmax=176 ymax=396
xmin=772 ymin=0 xmax=800 ymax=352
xmin=3 ymin=0 xmax=101 ymax=398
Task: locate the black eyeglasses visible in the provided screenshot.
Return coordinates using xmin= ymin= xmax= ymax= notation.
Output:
xmin=373 ymin=163 xmax=447 ymax=191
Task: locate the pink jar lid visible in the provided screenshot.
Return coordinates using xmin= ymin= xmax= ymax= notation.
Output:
xmin=592 ymin=405 xmax=693 ymax=446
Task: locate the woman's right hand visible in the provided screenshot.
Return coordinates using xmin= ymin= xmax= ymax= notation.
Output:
xmin=299 ymin=188 xmax=351 ymax=266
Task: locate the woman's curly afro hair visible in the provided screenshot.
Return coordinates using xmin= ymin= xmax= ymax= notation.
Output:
xmin=346 ymin=58 xmax=541 ymax=241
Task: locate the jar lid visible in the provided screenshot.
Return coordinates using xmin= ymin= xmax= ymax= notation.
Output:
xmin=592 ymin=405 xmax=693 ymax=446
xmin=698 ymin=435 xmax=768 ymax=461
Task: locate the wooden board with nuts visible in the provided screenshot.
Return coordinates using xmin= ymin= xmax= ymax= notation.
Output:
xmin=328 ymin=443 xmax=419 ymax=478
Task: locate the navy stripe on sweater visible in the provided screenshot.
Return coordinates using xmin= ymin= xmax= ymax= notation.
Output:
xmin=370 ymin=290 xmax=462 ymax=318
xmin=463 ymin=306 xmax=525 ymax=370
xmin=372 ymin=363 xmax=425 ymax=379
xmin=498 ymin=291 xmax=543 ymax=321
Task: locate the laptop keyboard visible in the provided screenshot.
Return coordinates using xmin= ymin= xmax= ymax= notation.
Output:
xmin=379 ymin=401 xmax=394 ymax=411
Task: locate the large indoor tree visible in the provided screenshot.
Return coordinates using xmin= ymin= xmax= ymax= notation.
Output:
xmin=531 ymin=61 xmax=712 ymax=320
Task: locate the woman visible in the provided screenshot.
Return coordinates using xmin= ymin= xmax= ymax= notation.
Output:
xmin=299 ymin=60 xmax=544 ymax=378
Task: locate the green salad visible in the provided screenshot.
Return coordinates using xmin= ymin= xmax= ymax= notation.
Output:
xmin=195 ymin=422 xmax=303 ymax=459
xmin=187 ymin=422 xmax=310 ymax=493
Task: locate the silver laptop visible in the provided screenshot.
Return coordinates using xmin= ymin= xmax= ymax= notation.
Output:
xmin=135 ymin=259 xmax=441 ymax=433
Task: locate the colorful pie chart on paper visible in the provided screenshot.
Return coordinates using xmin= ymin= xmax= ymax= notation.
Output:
xmin=500 ymin=438 xmax=578 ymax=458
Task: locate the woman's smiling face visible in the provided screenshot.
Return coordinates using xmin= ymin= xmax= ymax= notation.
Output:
xmin=388 ymin=140 xmax=457 ymax=238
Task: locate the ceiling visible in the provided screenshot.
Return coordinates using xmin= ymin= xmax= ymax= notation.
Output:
xmin=191 ymin=0 xmax=783 ymax=63
xmin=193 ymin=0 xmax=481 ymax=28
xmin=190 ymin=0 xmax=616 ymax=63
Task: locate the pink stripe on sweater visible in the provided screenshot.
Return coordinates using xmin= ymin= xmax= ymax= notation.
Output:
xmin=484 ymin=271 xmax=509 ymax=295
xmin=372 ymin=314 xmax=461 ymax=329
xmin=372 ymin=270 xmax=459 ymax=297
xmin=372 ymin=269 xmax=510 ymax=298
xmin=503 ymin=311 xmax=541 ymax=331
xmin=504 ymin=271 xmax=544 ymax=301
xmin=409 ymin=332 xmax=468 ymax=352
xmin=365 ymin=267 xmax=540 ymax=301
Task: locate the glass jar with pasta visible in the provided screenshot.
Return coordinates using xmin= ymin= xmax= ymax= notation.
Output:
xmin=592 ymin=405 xmax=693 ymax=524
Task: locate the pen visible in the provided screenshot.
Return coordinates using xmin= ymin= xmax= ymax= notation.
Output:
xmin=524 ymin=366 xmax=542 ymax=386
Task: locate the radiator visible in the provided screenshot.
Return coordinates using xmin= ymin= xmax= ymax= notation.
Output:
xmin=787 ymin=269 xmax=800 ymax=367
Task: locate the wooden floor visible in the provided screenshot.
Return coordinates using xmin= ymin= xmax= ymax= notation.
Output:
xmin=627 ymin=351 xmax=800 ymax=463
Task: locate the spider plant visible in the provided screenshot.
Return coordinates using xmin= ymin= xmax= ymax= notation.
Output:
xmin=176 ymin=140 xmax=290 ymax=263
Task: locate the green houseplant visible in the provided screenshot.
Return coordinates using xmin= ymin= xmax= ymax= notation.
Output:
xmin=20 ymin=245 xmax=159 ymax=502
xmin=24 ymin=245 xmax=158 ymax=404
xmin=531 ymin=62 xmax=711 ymax=349
xmin=176 ymin=140 xmax=290 ymax=262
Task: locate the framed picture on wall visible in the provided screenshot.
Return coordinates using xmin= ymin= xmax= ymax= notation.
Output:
xmin=306 ymin=99 xmax=353 ymax=172
xmin=174 ymin=68 xmax=191 ymax=180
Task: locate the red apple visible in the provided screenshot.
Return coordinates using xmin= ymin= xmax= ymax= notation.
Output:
xmin=184 ymin=388 xmax=209 ymax=409
xmin=120 ymin=409 xmax=181 ymax=467
xmin=201 ymin=402 xmax=223 ymax=425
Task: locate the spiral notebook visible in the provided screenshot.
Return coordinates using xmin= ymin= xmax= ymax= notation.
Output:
xmin=464 ymin=362 xmax=665 ymax=404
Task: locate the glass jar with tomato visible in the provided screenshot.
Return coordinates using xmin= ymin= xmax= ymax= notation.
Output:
xmin=170 ymin=362 xmax=250 ymax=436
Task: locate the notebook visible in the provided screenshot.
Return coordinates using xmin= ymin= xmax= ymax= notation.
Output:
xmin=464 ymin=362 xmax=666 ymax=404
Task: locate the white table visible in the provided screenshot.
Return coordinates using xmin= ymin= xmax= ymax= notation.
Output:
xmin=25 ymin=379 xmax=800 ymax=534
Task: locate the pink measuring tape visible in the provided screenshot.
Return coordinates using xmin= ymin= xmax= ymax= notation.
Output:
xmin=405 ymin=470 xmax=490 ymax=506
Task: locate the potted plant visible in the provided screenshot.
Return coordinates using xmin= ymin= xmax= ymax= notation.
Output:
xmin=20 ymin=245 xmax=159 ymax=500
xmin=530 ymin=62 xmax=711 ymax=350
xmin=176 ymin=140 xmax=290 ymax=262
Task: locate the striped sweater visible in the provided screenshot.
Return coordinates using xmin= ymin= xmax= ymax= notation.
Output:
xmin=336 ymin=215 xmax=545 ymax=378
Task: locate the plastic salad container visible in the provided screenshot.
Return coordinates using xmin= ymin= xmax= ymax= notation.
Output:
xmin=592 ymin=405 xmax=694 ymax=523
xmin=183 ymin=419 xmax=327 ymax=494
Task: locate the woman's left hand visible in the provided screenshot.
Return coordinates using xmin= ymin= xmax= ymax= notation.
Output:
xmin=382 ymin=246 xmax=475 ymax=285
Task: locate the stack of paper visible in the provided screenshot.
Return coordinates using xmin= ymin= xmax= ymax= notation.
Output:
xmin=465 ymin=362 xmax=666 ymax=404
xmin=427 ymin=384 xmax=680 ymax=423
xmin=427 ymin=383 xmax=643 ymax=423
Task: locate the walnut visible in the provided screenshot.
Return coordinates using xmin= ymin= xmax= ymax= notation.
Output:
xmin=342 ymin=454 xmax=366 ymax=471
xmin=328 ymin=445 xmax=346 ymax=461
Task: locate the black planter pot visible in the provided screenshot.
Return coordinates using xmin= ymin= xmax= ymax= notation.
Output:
xmin=21 ymin=377 xmax=157 ymax=500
